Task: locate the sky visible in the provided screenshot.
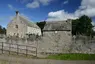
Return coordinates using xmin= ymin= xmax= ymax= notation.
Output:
xmin=0 ymin=0 xmax=95 ymax=28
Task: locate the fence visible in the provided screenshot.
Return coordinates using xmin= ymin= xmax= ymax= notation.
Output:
xmin=0 ymin=42 xmax=37 ymax=57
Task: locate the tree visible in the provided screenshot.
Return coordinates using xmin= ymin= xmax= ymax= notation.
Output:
xmin=0 ymin=25 xmax=6 ymax=34
xmin=36 ymin=21 xmax=46 ymax=35
xmin=0 ymin=25 xmax=3 ymax=34
xmin=2 ymin=27 xmax=6 ymax=34
xmin=72 ymin=19 xmax=79 ymax=35
xmin=79 ymin=15 xmax=93 ymax=36
xmin=36 ymin=21 xmax=46 ymax=30
xmin=72 ymin=15 xmax=94 ymax=36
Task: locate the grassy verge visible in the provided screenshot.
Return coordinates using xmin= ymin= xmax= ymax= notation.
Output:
xmin=46 ymin=53 xmax=95 ymax=60
xmin=1 ymin=52 xmax=95 ymax=60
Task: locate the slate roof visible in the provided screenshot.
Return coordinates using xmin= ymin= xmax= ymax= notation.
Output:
xmin=43 ymin=20 xmax=71 ymax=31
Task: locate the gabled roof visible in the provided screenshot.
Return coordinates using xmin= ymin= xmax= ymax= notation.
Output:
xmin=10 ymin=12 xmax=40 ymax=29
xmin=19 ymin=16 xmax=40 ymax=28
xmin=43 ymin=20 xmax=71 ymax=31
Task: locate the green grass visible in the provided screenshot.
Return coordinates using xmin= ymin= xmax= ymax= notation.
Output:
xmin=46 ymin=53 xmax=95 ymax=60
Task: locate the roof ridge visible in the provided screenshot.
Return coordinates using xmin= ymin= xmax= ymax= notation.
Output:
xmin=19 ymin=15 xmax=40 ymax=29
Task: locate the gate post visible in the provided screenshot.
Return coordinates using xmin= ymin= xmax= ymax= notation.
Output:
xmin=26 ymin=46 xmax=28 ymax=56
xmin=36 ymin=47 xmax=37 ymax=57
xmin=2 ymin=42 xmax=3 ymax=54
xmin=9 ymin=43 xmax=11 ymax=54
xmin=17 ymin=44 xmax=19 ymax=55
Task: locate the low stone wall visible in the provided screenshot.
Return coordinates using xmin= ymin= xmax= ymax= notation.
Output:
xmin=71 ymin=36 xmax=95 ymax=54
xmin=0 ymin=35 xmax=95 ymax=57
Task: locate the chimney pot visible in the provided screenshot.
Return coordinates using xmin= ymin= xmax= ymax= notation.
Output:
xmin=16 ymin=11 xmax=19 ymax=15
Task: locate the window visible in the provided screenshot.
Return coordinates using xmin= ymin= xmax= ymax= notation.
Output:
xmin=15 ymin=25 xmax=18 ymax=28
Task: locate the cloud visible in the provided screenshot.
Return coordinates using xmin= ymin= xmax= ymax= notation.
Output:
xmin=47 ymin=0 xmax=95 ymax=21
xmin=39 ymin=0 xmax=52 ymax=5
xmin=92 ymin=21 xmax=95 ymax=26
xmin=91 ymin=21 xmax=95 ymax=31
xmin=8 ymin=4 xmax=14 ymax=10
xmin=47 ymin=10 xmax=78 ymax=21
xmin=75 ymin=0 xmax=95 ymax=17
xmin=17 ymin=0 xmax=54 ymax=9
xmin=26 ymin=1 xmax=40 ymax=8
xmin=16 ymin=0 xmax=30 ymax=3
xmin=25 ymin=0 xmax=53 ymax=8
xmin=8 ymin=4 xmax=27 ymax=11
xmin=63 ymin=0 xmax=69 ymax=5
xmin=8 ymin=4 xmax=18 ymax=11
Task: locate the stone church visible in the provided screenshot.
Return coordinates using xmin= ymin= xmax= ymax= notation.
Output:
xmin=7 ymin=11 xmax=41 ymax=38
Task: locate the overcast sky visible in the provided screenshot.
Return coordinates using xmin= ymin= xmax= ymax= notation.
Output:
xmin=0 ymin=0 xmax=95 ymax=27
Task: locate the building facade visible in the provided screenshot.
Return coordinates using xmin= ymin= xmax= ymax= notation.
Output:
xmin=7 ymin=11 xmax=41 ymax=38
xmin=39 ymin=20 xmax=72 ymax=53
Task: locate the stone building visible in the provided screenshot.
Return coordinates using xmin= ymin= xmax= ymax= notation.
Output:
xmin=37 ymin=20 xmax=72 ymax=53
xmin=42 ymin=20 xmax=72 ymax=41
xmin=7 ymin=11 xmax=41 ymax=38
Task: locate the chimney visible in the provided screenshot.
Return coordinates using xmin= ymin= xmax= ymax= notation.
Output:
xmin=16 ymin=11 xmax=19 ymax=16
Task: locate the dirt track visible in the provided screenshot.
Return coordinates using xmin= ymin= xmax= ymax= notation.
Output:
xmin=0 ymin=54 xmax=94 ymax=64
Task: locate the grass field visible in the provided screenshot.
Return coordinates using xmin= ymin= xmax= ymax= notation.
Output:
xmin=46 ymin=53 xmax=95 ymax=60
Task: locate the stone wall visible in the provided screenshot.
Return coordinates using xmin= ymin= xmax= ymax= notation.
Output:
xmin=71 ymin=36 xmax=95 ymax=54
xmin=37 ymin=31 xmax=72 ymax=54
xmin=0 ymin=34 xmax=95 ymax=56
xmin=27 ymin=26 xmax=41 ymax=36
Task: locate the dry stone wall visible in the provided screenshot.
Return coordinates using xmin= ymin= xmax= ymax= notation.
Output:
xmin=0 ymin=34 xmax=95 ymax=57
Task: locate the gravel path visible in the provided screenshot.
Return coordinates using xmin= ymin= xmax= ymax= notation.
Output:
xmin=0 ymin=54 xmax=94 ymax=64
